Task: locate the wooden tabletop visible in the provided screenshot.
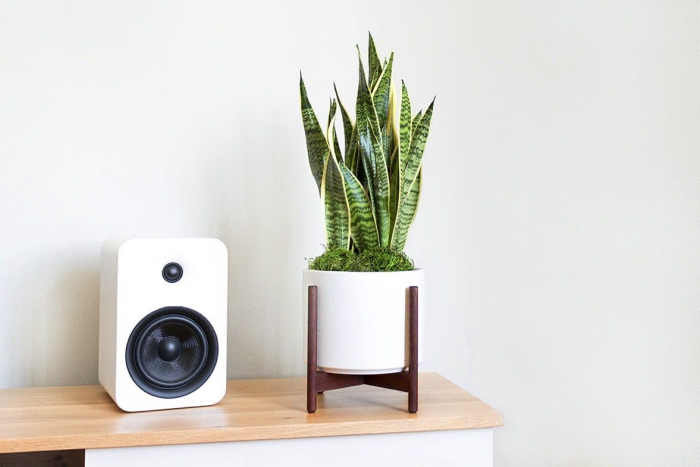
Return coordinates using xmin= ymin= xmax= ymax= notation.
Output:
xmin=0 ymin=372 xmax=503 ymax=454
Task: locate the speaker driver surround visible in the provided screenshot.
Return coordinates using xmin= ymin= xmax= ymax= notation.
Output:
xmin=126 ymin=306 xmax=219 ymax=399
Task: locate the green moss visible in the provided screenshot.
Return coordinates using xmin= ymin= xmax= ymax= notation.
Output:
xmin=308 ymin=247 xmax=415 ymax=272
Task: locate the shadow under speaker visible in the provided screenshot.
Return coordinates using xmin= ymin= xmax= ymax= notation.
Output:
xmin=99 ymin=238 xmax=228 ymax=412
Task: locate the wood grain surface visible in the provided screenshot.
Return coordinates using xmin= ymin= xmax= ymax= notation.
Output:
xmin=0 ymin=373 xmax=503 ymax=454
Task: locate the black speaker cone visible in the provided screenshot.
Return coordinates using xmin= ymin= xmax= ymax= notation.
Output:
xmin=126 ymin=306 xmax=218 ymax=399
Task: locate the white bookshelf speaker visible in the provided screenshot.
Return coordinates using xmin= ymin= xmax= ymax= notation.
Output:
xmin=99 ymin=238 xmax=228 ymax=412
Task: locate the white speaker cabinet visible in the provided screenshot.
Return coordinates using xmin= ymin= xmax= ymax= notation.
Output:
xmin=99 ymin=238 xmax=228 ymax=412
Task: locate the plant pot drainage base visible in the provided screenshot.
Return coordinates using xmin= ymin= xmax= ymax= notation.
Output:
xmin=306 ymin=285 xmax=419 ymax=414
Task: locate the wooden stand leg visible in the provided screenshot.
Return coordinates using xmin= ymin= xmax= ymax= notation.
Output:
xmin=307 ymin=286 xmax=318 ymax=413
xmin=306 ymin=285 xmax=419 ymax=414
xmin=408 ymin=285 xmax=419 ymax=413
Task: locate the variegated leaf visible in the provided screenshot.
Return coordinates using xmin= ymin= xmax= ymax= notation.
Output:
xmin=401 ymin=99 xmax=434 ymax=203
xmin=411 ymin=110 xmax=423 ymax=141
xmin=334 ymin=84 xmax=354 ymax=157
xmin=300 ymin=74 xmax=329 ymax=195
xmin=327 ymin=98 xmax=337 ymax=128
xmin=373 ymin=54 xmax=394 ymax=167
xmin=372 ymin=53 xmax=394 ymax=133
xmin=338 ymin=161 xmax=379 ymax=251
xmin=389 ymin=143 xmax=400 ymax=234
xmin=327 ymin=99 xmax=342 ymax=162
xmin=356 ymin=51 xmax=391 ymax=248
xmin=322 ymin=116 xmax=350 ymax=249
xmin=390 ymin=168 xmax=422 ymax=251
xmin=386 ymin=79 xmax=399 ymax=167
xmin=368 ymin=32 xmax=382 ymax=91
xmin=399 ymin=81 xmax=412 ymax=177
xmin=389 ymin=82 xmax=411 ymax=241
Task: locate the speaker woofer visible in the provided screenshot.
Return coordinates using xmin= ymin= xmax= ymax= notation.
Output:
xmin=126 ymin=306 xmax=218 ymax=399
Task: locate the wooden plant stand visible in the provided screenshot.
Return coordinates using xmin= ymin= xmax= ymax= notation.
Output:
xmin=306 ymin=285 xmax=419 ymax=414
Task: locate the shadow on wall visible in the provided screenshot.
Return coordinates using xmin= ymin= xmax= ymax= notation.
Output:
xmin=207 ymin=139 xmax=305 ymax=379
xmin=13 ymin=252 xmax=100 ymax=387
xmin=208 ymin=154 xmax=290 ymax=380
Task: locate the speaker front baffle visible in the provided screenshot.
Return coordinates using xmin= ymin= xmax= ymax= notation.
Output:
xmin=99 ymin=238 xmax=228 ymax=412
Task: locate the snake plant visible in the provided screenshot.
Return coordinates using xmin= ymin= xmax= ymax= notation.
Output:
xmin=300 ymin=34 xmax=434 ymax=268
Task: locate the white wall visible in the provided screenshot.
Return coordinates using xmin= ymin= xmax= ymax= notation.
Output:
xmin=1 ymin=1 xmax=698 ymax=465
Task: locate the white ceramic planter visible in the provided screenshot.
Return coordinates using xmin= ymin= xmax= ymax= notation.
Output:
xmin=302 ymin=269 xmax=425 ymax=375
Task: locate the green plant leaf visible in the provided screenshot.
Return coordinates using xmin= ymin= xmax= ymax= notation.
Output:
xmin=368 ymin=32 xmax=382 ymax=90
xmin=401 ymin=99 xmax=434 ymax=203
xmin=361 ymin=118 xmax=391 ymax=247
xmin=390 ymin=97 xmax=434 ymax=250
xmin=372 ymin=53 xmax=394 ymax=132
xmin=412 ymin=111 xmax=423 ymax=140
xmin=398 ymin=81 xmax=412 ymax=175
xmin=337 ymin=161 xmax=380 ymax=251
xmin=300 ymin=74 xmax=329 ymax=195
xmin=327 ymin=99 xmax=342 ymax=161
xmin=334 ymin=84 xmax=354 ymax=158
xmin=335 ymin=85 xmax=361 ymax=181
xmin=389 ymin=82 xmax=411 ymax=241
xmin=322 ymin=115 xmax=350 ymax=249
xmin=390 ymin=168 xmax=422 ymax=251
xmin=356 ymin=50 xmax=391 ymax=248
xmin=389 ymin=143 xmax=400 ymax=235
xmin=386 ymin=80 xmax=399 ymax=167
xmin=345 ymin=126 xmax=359 ymax=170
xmin=327 ymin=98 xmax=337 ymax=128
xmin=372 ymin=53 xmax=394 ymax=166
